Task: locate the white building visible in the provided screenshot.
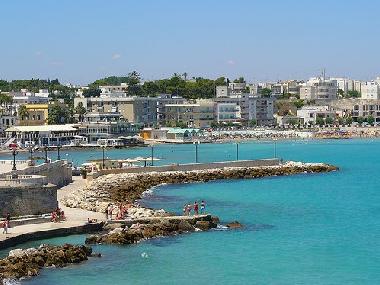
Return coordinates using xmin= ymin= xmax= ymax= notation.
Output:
xmin=361 ymin=82 xmax=380 ymax=99
xmin=296 ymin=106 xmax=336 ymax=125
xmin=300 ymin=77 xmax=338 ymax=100
xmin=216 ymin=103 xmax=241 ymax=123
xmin=330 ymin=77 xmax=349 ymax=96
xmin=216 ymin=86 xmax=230 ymax=98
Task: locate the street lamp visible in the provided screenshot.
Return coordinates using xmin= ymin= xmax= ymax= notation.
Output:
xmin=151 ymin=145 xmax=154 ymax=166
xmin=44 ymin=146 xmax=49 ymax=163
xmin=28 ymin=146 xmax=34 ymax=166
xmin=102 ymin=146 xmax=106 ymax=169
xmin=57 ymin=144 xmax=61 ymax=160
xmin=11 ymin=146 xmax=17 ymax=171
xmin=11 ymin=146 xmax=18 ymax=179
xmin=194 ymin=141 xmax=200 ymax=163
xmin=236 ymin=142 xmax=239 ymax=161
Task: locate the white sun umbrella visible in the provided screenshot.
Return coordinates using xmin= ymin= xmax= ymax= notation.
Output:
xmin=145 ymin=157 xmax=161 ymax=161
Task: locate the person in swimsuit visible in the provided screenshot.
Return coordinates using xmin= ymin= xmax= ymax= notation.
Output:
xmin=194 ymin=201 xmax=199 ymax=215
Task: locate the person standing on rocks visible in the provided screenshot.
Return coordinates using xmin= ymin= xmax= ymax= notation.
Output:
xmin=2 ymin=219 xmax=8 ymax=234
xmin=194 ymin=201 xmax=199 ymax=216
xmin=200 ymin=200 xmax=206 ymax=214
xmin=186 ymin=204 xmax=192 ymax=216
xmin=107 ymin=204 xmax=114 ymax=220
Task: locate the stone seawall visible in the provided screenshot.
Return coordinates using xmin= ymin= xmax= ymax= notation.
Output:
xmin=62 ymin=161 xmax=338 ymax=213
xmin=0 ymin=222 xmax=103 ymax=250
xmin=0 ymin=184 xmax=58 ymax=216
xmin=93 ymin=159 xmax=281 ymax=178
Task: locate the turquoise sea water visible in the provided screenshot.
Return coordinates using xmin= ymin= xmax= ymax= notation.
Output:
xmin=2 ymin=139 xmax=380 ymax=284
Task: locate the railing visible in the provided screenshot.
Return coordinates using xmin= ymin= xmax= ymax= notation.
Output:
xmin=0 ymin=160 xmax=29 ymax=165
xmin=0 ymin=175 xmax=47 ymax=188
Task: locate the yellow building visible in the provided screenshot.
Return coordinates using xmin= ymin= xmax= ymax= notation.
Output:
xmin=19 ymin=104 xmax=49 ymax=126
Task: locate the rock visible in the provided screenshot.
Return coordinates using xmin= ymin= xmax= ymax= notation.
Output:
xmin=211 ymin=216 xmax=220 ymax=224
xmin=103 ymin=223 xmax=124 ymax=231
xmin=0 ymin=244 xmax=95 ymax=281
xmin=226 ymin=221 xmax=243 ymax=229
xmin=195 ymin=221 xmax=215 ymax=231
xmin=177 ymin=220 xmax=195 ymax=232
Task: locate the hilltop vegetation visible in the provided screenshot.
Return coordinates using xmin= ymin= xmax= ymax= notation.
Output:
xmin=89 ymin=71 xmax=228 ymax=99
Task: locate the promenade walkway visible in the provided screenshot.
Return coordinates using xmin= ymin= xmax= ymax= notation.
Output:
xmin=0 ymin=176 xmax=106 ymax=249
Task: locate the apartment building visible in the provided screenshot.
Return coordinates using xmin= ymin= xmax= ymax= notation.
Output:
xmin=216 ymin=103 xmax=241 ymax=123
xmin=216 ymin=86 xmax=230 ymax=98
xmin=99 ymin=83 xmax=128 ymax=95
xmin=361 ymin=82 xmax=380 ymax=100
xmin=18 ymin=104 xmax=49 ymax=126
xmin=164 ymin=103 xmax=199 ymax=128
xmin=156 ymin=94 xmax=187 ymax=125
xmin=74 ymin=96 xmax=157 ymax=125
xmin=300 ymin=77 xmax=338 ymax=100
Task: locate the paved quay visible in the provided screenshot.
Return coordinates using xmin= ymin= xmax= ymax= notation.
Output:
xmin=0 ymin=176 xmax=106 ymax=250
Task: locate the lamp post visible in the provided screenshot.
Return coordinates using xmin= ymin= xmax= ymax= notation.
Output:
xmin=11 ymin=146 xmax=18 ymax=179
xmin=195 ymin=142 xmax=199 ymax=163
xmin=44 ymin=146 xmax=49 ymax=163
xmin=151 ymin=145 xmax=154 ymax=166
xmin=102 ymin=146 xmax=105 ymax=169
xmin=236 ymin=142 xmax=239 ymax=161
xmin=12 ymin=146 xmax=17 ymax=171
xmin=28 ymin=146 xmax=34 ymax=166
xmin=57 ymin=144 xmax=61 ymax=160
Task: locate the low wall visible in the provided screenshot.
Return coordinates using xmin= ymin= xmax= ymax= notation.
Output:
xmin=0 ymin=184 xmax=58 ymax=216
xmin=0 ymin=160 xmax=72 ymax=187
xmin=0 ymin=222 xmax=103 ymax=250
xmin=92 ymin=159 xmax=281 ymax=179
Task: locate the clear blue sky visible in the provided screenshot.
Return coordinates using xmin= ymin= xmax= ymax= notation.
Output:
xmin=1 ymin=0 xmax=379 ymax=84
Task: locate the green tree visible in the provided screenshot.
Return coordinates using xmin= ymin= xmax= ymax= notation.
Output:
xmin=325 ymin=117 xmax=334 ymax=125
xmin=367 ymin=115 xmax=375 ymax=125
xmin=316 ymin=116 xmax=325 ymax=126
xmin=357 ymin=116 xmax=365 ymax=124
xmin=338 ymin=117 xmax=344 ymax=125
xmin=74 ymin=102 xmax=86 ymax=122
xmin=249 ymin=119 xmax=257 ymax=127
xmin=48 ymin=104 xmax=71 ymax=124
xmin=18 ymin=105 xmax=29 ymax=120
xmin=347 ymin=90 xmax=361 ymax=98
xmin=337 ymin=89 xmax=344 ymax=97
xmin=294 ymin=99 xmax=304 ymax=109
xmin=288 ymin=118 xmax=298 ymax=126
xmin=261 ymin=88 xmax=272 ymax=98
xmin=345 ymin=117 xmax=353 ymax=125
xmin=233 ymin=77 xmax=245 ymax=83
xmin=211 ymin=121 xmax=219 ymax=128
xmin=82 ymin=88 xmax=101 ymax=98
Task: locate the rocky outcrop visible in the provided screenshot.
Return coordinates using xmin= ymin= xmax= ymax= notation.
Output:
xmin=0 ymin=244 xmax=96 ymax=283
xmin=62 ymin=162 xmax=338 ymax=213
xmin=86 ymin=216 xmax=218 ymax=245
xmin=226 ymin=221 xmax=243 ymax=229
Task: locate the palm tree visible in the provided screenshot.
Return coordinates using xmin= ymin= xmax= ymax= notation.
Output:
xmin=18 ymin=105 xmax=29 ymax=121
xmin=182 ymin=72 xmax=188 ymax=81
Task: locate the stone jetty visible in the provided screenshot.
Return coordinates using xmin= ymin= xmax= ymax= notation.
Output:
xmin=86 ymin=214 xmax=218 ymax=245
xmin=0 ymin=244 xmax=96 ymax=283
xmin=62 ymin=161 xmax=338 ymax=213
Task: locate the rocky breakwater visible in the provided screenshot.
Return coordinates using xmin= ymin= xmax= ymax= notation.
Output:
xmin=62 ymin=161 xmax=338 ymax=213
xmin=0 ymin=244 xmax=97 ymax=284
xmin=86 ymin=215 xmax=219 ymax=245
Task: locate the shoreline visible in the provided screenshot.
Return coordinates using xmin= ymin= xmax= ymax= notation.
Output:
xmin=0 ymin=135 xmax=380 ymax=158
xmin=0 ymin=160 xmax=338 ymax=283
